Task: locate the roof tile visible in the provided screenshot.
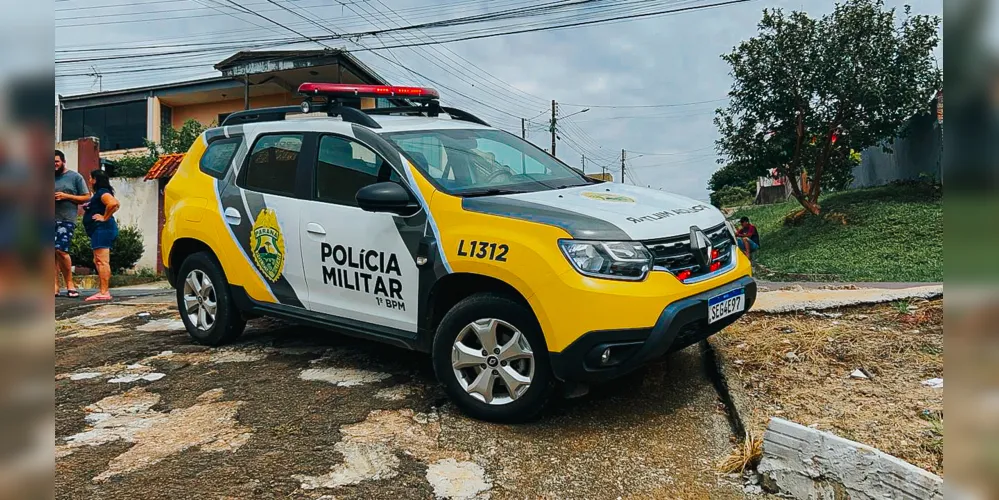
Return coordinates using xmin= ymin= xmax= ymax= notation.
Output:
xmin=144 ymin=153 xmax=186 ymax=180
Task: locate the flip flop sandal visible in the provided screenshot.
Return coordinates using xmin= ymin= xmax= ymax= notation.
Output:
xmin=66 ymin=290 xmax=80 ymax=298
xmin=84 ymin=293 xmax=112 ymax=302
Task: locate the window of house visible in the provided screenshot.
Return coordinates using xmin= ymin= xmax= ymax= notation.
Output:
xmin=160 ymin=104 xmax=173 ymax=140
xmin=242 ymin=134 xmax=303 ymax=197
xmin=315 ymin=135 xmax=400 ymax=206
xmin=200 ymin=137 xmax=241 ymax=178
xmin=62 ymin=100 xmax=147 ymax=150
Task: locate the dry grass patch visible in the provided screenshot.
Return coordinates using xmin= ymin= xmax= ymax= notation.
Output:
xmin=718 ymin=431 xmax=763 ymax=474
xmin=715 ymin=299 xmax=943 ymax=474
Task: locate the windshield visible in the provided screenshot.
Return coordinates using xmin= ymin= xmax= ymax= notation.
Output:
xmin=380 ymin=128 xmax=591 ymax=195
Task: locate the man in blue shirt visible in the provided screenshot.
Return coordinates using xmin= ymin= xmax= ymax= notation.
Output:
xmin=54 ymin=150 xmax=90 ymax=297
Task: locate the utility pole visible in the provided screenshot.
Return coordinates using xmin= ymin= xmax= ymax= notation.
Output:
xmin=581 ymin=154 xmax=585 ymax=175
xmin=621 ymin=149 xmax=626 ymax=184
xmin=521 ymin=118 xmax=526 ymax=139
xmin=550 ymin=99 xmax=557 ymax=157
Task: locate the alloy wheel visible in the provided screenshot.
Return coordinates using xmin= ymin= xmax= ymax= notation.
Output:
xmin=182 ymin=269 xmax=217 ymax=331
xmin=451 ymin=318 xmax=535 ymax=405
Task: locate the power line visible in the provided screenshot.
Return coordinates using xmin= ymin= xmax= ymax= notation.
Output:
xmin=625 ymin=145 xmax=715 ymax=157
xmin=57 ymin=0 xmax=754 ymax=64
xmin=219 ymin=0 xmax=332 ymax=48
xmin=560 ymin=97 xmax=729 ymax=108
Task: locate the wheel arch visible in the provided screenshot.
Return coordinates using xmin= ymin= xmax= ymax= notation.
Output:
xmin=424 ymin=272 xmax=540 ymax=340
xmin=167 ymin=238 xmax=218 ymax=287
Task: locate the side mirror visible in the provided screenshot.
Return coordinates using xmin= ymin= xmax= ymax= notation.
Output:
xmin=356 ymin=182 xmax=420 ymax=216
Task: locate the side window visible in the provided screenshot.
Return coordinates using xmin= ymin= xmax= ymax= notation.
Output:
xmin=393 ymin=135 xmax=449 ymax=181
xmin=199 ymin=137 xmax=241 ymax=178
xmin=315 ymin=135 xmax=401 ymax=206
xmin=242 ymin=134 xmax=303 ymax=197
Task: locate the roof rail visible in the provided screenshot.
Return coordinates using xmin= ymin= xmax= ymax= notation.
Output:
xmin=219 ymin=98 xmax=491 ymax=128
xmin=441 ymin=106 xmax=489 ymax=127
xmin=221 ymin=106 xmax=301 ymax=127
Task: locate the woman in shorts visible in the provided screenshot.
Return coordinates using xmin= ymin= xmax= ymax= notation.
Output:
xmin=82 ymin=169 xmax=120 ymax=302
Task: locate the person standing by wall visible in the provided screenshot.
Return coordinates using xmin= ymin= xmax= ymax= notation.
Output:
xmin=54 ymin=149 xmax=89 ymax=298
xmin=83 ymin=170 xmax=121 ymax=302
xmin=82 ymin=169 xmax=120 ymax=301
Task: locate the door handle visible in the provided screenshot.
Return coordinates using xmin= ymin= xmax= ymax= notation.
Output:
xmin=306 ymin=223 xmax=326 ymax=235
xmin=223 ymin=207 xmax=241 ymax=225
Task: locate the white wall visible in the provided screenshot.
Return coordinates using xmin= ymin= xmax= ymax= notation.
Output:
xmin=110 ymin=178 xmax=159 ymax=271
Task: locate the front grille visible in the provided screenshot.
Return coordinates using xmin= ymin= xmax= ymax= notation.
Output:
xmin=643 ymin=223 xmax=734 ymax=280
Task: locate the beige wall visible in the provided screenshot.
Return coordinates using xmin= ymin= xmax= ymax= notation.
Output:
xmin=171 ymin=93 xmax=299 ymax=128
xmin=110 ymin=177 xmax=160 ymax=271
xmin=147 ymin=96 xmax=161 ymax=145
xmin=55 ymin=140 xmax=80 ymax=172
xmin=171 ymin=94 xmax=377 ymax=128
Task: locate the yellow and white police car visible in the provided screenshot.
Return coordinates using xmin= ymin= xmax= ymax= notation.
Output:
xmin=161 ymin=83 xmax=756 ymax=422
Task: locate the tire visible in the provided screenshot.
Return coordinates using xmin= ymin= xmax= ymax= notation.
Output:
xmin=176 ymin=251 xmax=246 ymax=346
xmin=432 ymin=293 xmax=554 ymax=423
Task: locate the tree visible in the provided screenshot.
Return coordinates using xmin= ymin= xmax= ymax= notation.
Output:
xmin=109 ymin=119 xmax=211 ymax=178
xmin=714 ymin=0 xmax=941 ymax=215
xmin=156 ymin=118 xmax=210 ymax=154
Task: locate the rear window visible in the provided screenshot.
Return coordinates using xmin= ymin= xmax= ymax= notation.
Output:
xmin=200 ymin=137 xmax=241 ymax=178
xmin=242 ymin=134 xmax=303 ymax=197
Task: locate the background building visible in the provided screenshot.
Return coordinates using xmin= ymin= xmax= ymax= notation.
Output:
xmin=56 ymin=49 xmax=391 ymax=158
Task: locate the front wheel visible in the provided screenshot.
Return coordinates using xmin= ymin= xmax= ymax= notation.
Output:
xmin=432 ymin=293 xmax=554 ymax=423
xmin=176 ymin=251 xmax=245 ymax=346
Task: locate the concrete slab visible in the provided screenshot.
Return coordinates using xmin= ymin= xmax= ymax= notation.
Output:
xmin=752 ymin=285 xmax=942 ymax=313
xmin=759 ymin=418 xmax=943 ymax=500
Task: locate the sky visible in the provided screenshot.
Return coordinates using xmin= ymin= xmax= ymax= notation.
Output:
xmin=54 ymin=0 xmax=944 ymax=201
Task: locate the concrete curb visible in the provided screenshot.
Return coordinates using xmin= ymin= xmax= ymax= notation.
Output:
xmin=752 ymin=285 xmax=943 ymax=314
xmin=759 ymin=417 xmax=943 ymax=499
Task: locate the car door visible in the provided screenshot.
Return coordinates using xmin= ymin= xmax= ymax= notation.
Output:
xmin=222 ymin=130 xmax=312 ymax=309
xmin=298 ymin=132 xmax=421 ymax=334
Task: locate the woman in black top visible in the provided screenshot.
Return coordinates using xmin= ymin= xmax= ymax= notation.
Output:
xmin=83 ymin=169 xmax=120 ymax=301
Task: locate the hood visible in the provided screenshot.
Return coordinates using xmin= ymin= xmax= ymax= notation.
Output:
xmin=461 ymin=183 xmax=726 ymax=240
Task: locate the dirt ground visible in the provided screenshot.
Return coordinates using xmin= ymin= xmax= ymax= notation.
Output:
xmin=713 ymin=298 xmax=944 ymax=474
xmin=55 ymin=292 xmax=751 ymax=499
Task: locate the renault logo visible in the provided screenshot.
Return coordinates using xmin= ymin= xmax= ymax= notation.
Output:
xmin=689 ymin=226 xmax=712 ymax=270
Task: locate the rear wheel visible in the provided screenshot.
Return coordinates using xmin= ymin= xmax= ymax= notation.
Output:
xmin=433 ymin=293 xmax=554 ymax=423
xmin=176 ymin=251 xmax=245 ymax=346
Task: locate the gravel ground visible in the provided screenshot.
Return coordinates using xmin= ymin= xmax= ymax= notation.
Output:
xmin=56 ymin=293 xmax=749 ymax=499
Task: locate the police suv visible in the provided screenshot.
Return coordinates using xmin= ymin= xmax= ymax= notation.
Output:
xmin=161 ymin=83 xmax=756 ymax=422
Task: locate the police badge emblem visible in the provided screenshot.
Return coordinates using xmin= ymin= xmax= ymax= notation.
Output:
xmin=250 ymin=208 xmax=285 ymax=282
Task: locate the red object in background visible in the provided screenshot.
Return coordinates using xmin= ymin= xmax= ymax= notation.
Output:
xmin=297 ymin=82 xmax=439 ymax=99
xmin=711 ymin=248 xmax=719 ymax=260
xmin=676 ymin=270 xmax=692 ymax=281
xmin=831 ymin=131 xmax=839 ymax=144
xmin=710 ymin=261 xmax=722 ymax=272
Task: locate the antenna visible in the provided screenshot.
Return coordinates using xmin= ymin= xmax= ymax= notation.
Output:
xmin=87 ymin=66 xmax=103 ymax=92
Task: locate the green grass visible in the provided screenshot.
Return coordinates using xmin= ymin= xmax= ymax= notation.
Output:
xmin=731 ymin=183 xmax=942 ymax=282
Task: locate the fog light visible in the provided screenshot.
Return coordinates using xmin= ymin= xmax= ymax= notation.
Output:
xmin=600 ymin=348 xmax=612 ymax=365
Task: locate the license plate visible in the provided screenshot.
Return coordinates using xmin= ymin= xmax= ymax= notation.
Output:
xmin=708 ymin=288 xmax=745 ymax=324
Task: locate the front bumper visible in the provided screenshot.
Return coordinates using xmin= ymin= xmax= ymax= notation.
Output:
xmin=549 ymin=276 xmax=756 ymax=382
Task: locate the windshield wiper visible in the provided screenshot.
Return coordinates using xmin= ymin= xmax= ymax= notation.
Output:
xmin=460 ymin=188 xmax=529 ymax=197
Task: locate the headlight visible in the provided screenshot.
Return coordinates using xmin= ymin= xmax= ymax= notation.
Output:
xmin=558 ymin=240 xmax=652 ymax=281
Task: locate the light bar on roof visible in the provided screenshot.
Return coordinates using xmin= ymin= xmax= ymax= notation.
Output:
xmin=297 ymin=82 xmax=440 ymax=99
